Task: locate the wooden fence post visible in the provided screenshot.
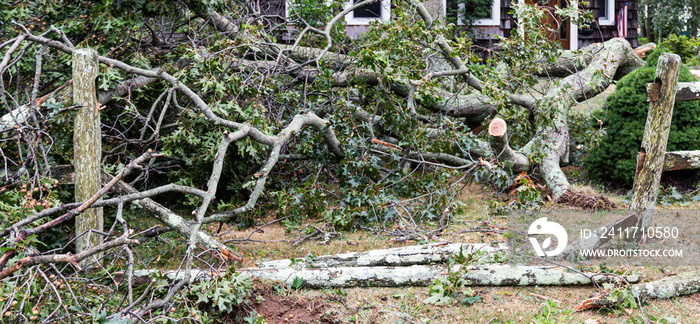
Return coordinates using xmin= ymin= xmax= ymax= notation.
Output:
xmin=629 ymin=53 xmax=680 ymax=234
xmin=72 ymin=48 xmax=103 ymax=267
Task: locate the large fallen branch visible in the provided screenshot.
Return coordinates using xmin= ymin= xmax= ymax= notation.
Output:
xmin=577 ymin=271 xmax=700 ymax=311
xmin=663 ymin=150 xmax=700 ymax=170
xmin=237 ymin=264 xmax=640 ymax=288
xmin=104 ymin=172 xmax=243 ymax=262
xmin=237 ymin=243 xmax=641 ymax=288
xmin=534 ymin=38 xmax=644 ymax=198
xmin=0 ymin=74 xmax=157 ymax=133
xmin=255 ymin=242 xmax=508 ymax=269
xmin=122 ymin=264 xmax=640 ymax=288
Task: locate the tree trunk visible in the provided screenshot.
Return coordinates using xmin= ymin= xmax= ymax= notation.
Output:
xmin=72 ymin=48 xmax=103 ymax=267
xmin=235 ymin=264 xmax=640 ymax=288
xmin=534 ymin=38 xmax=645 ymax=198
xmin=120 ymin=264 xmax=641 ymax=288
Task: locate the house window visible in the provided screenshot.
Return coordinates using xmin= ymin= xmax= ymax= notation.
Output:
xmin=598 ymin=0 xmax=615 ymax=25
xmin=444 ymin=0 xmax=499 ymax=26
xmin=353 ymin=0 xmax=382 ymax=18
xmin=345 ymin=0 xmax=391 ymax=25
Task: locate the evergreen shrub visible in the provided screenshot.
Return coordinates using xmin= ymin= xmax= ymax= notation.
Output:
xmin=584 ymin=50 xmax=700 ymax=185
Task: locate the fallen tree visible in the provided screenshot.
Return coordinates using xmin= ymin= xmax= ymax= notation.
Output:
xmin=237 ymin=264 xmax=641 ymax=288
xmin=0 ymin=0 xmax=653 ymax=321
xmin=114 ymin=257 xmax=642 ymax=289
xmin=255 ymin=242 xmax=507 ymax=269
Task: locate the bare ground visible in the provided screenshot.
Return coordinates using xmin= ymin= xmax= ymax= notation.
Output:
xmin=202 ymin=183 xmax=700 ymax=323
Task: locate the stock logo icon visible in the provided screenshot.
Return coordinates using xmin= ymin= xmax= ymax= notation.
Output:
xmin=528 ymin=217 xmax=568 ymax=257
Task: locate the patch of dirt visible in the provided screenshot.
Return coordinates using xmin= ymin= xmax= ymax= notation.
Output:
xmin=661 ymin=169 xmax=699 ymax=193
xmin=249 ymin=284 xmax=340 ymax=324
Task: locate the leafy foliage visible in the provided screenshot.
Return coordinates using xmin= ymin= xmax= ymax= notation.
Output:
xmin=190 ymin=269 xmax=253 ymax=313
xmin=655 ymin=34 xmax=700 ymax=66
xmin=423 ymin=247 xmax=487 ymax=306
xmin=639 ymin=0 xmax=700 ymax=43
xmin=568 ymin=112 xmax=605 ymax=167
xmin=0 ymin=0 xmax=616 ymax=321
xmin=530 ymin=300 xmax=573 ymax=324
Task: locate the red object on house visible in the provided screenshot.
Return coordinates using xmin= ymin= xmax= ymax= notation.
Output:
xmin=616 ymin=0 xmax=629 ymax=38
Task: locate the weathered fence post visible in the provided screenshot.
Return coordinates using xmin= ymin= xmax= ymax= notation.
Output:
xmin=73 ymin=48 xmax=103 ymax=266
xmin=629 ymin=53 xmax=680 ymax=234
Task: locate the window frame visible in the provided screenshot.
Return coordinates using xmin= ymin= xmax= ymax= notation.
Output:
xmin=598 ymin=0 xmax=615 ymax=26
xmin=344 ymin=0 xmax=391 ymax=25
xmin=443 ymin=0 xmax=500 ymax=27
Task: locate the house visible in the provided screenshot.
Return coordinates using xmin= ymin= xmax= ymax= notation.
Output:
xmin=260 ymin=0 xmax=638 ymax=50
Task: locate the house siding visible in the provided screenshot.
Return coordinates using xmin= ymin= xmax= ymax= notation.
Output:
xmin=260 ymin=0 xmax=637 ymax=48
xmin=578 ymin=0 xmax=638 ymax=48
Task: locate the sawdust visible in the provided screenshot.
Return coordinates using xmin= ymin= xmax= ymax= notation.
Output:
xmin=557 ymin=188 xmax=618 ymax=209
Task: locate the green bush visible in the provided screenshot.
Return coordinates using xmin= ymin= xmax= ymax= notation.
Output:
xmin=655 ymin=34 xmax=700 ymax=66
xmin=584 ymin=52 xmax=700 ymax=185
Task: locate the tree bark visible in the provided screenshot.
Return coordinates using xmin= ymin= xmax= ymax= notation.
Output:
xmin=72 ymin=48 xmax=103 ymax=267
xmin=119 ymin=264 xmax=641 ymax=288
xmin=577 ymin=271 xmax=700 ymax=311
xmin=663 ymin=150 xmax=700 ymax=170
xmin=536 ymin=38 xmax=645 ymax=198
xmin=255 ymin=243 xmax=508 ymax=269
xmin=630 ymin=53 xmax=681 ymax=231
xmin=234 ymin=264 xmax=640 ymax=288
xmin=675 ymin=82 xmax=700 ymax=102
xmin=534 ymin=43 xmax=603 ymax=77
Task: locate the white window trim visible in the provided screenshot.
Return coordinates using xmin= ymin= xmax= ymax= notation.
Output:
xmin=598 ymin=0 xmax=615 ymax=26
xmin=344 ymin=0 xmax=391 ymax=25
xmin=570 ymin=0 xmax=579 ymax=50
xmin=443 ymin=0 xmax=500 ymax=26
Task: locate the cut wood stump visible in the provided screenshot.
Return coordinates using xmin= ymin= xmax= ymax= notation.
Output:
xmin=488 ymin=118 xmax=529 ymax=172
xmin=488 ymin=117 xmax=507 ymax=137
